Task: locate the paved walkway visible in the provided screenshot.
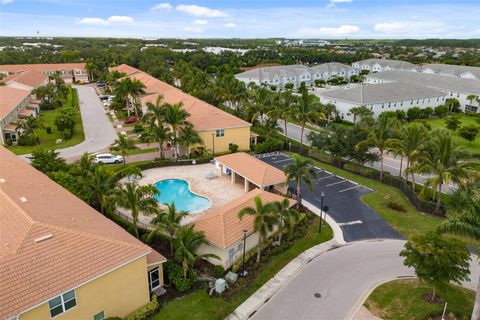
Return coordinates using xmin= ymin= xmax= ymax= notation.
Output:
xmin=20 ymin=85 xmax=117 ymax=162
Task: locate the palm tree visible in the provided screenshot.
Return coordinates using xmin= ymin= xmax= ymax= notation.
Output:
xmin=387 ymin=123 xmax=428 ymax=184
xmin=467 ymin=94 xmax=478 ymax=107
xmin=413 ymin=130 xmax=475 ymax=214
xmin=357 ymin=116 xmax=394 ymax=180
xmin=179 ymin=124 xmax=202 ymax=157
xmin=295 ymin=91 xmax=325 ymax=151
xmin=114 ymin=183 xmax=159 ymax=238
xmin=284 ymin=155 xmax=317 ymax=207
xmin=438 ymin=184 xmax=480 ymax=320
xmin=113 ymin=78 xmax=146 ymax=117
xmin=129 ymin=79 xmax=146 ymax=117
xmin=81 ymin=165 xmax=116 ymax=214
xmin=322 ymin=103 xmax=337 ymax=124
xmin=143 ymin=96 xmax=168 ymax=159
xmin=349 ymin=106 xmax=373 ymax=125
xmin=257 ymin=118 xmax=282 ymax=141
xmin=246 ymin=86 xmax=271 ymax=123
xmin=164 ymin=102 xmax=190 ymax=158
xmin=174 ymin=225 xmax=219 ymax=278
xmin=112 ymin=133 xmax=135 ymax=165
xmin=267 ymin=92 xmax=297 ymax=146
xmin=215 ymin=75 xmax=247 ymax=110
xmin=148 ymin=202 xmax=188 ymax=257
xmin=238 ymin=196 xmax=279 ymax=263
xmin=274 ymin=198 xmax=298 ymax=245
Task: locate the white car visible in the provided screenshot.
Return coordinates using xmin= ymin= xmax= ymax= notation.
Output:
xmin=94 ymin=153 xmax=124 ymax=164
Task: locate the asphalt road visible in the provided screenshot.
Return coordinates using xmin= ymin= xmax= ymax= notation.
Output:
xmin=259 ymin=153 xmax=402 ymax=242
xmin=251 ymin=240 xmax=478 ymax=320
xmin=20 ymin=85 xmax=116 ymax=162
xmin=280 ymin=120 xmax=454 ymax=192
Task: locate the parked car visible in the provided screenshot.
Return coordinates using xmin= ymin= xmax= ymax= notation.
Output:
xmin=124 ymin=117 xmax=139 ymax=124
xmin=96 ymin=82 xmax=106 ymax=88
xmin=93 ymin=153 xmax=124 ymax=164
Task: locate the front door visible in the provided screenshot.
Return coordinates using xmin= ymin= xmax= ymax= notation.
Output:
xmin=148 ymin=267 xmax=160 ymax=291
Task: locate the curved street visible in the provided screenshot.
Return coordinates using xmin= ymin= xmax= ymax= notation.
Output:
xmin=251 ymin=240 xmax=478 ymax=320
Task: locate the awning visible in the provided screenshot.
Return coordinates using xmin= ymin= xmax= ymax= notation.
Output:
xmin=3 ymin=124 xmax=18 ymax=132
xmin=17 ymin=109 xmax=34 ymax=117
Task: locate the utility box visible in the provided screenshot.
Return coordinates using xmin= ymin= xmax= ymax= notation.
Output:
xmin=225 ymin=271 xmax=238 ymax=283
xmin=215 ymin=278 xmax=226 ymax=294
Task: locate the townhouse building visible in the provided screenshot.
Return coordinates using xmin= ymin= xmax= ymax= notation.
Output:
xmin=0 ymin=63 xmax=87 ymax=83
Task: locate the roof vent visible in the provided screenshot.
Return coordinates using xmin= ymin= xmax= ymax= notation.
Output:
xmin=20 ymin=197 xmax=28 ymax=203
xmin=0 ymin=178 xmax=6 ymax=183
xmin=35 ymin=234 xmax=53 ymax=243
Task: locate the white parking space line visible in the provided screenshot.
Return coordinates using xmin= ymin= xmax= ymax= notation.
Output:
xmin=326 ymin=180 xmax=348 ymax=187
xmin=316 ymin=175 xmax=335 ymax=181
xmin=273 ymin=158 xmax=292 ymax=164
xmin=337 ymin=220 xmax=363 ymax=226
xmin=339 ymin=185 xmax=361 ymax=193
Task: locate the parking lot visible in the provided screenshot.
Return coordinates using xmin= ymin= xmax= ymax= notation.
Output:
xmin=258 ymin=153 xmax=403 ymax=242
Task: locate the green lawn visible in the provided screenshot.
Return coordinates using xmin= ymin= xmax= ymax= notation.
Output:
xmin=417 ymin=114 xmax=480 ymax=153
xmin=286 ymin=152 xmax=445 ymax=238
xmin=365 ymin=279 xmax=474 ymax=320
xmin=8 ymin=88 xmax=85 ymax=155
xmin=152 ymin=218 xmax=333 ymax=320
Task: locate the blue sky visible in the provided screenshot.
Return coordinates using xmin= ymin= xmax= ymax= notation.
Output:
xmin=1 ymin=0 xmax=479 ymax=39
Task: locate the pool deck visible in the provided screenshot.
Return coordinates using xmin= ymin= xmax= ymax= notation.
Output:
xmin=119 ymin=163 xmax=245 ymax=226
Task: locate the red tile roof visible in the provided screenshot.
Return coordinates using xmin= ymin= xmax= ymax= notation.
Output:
xmin=1 ymin=70 xmax=48 ymax=89
xmin=0 ymin=63 xmax=86 ymax=73
xmin=0 ymin=86 xmax=31 ymax=120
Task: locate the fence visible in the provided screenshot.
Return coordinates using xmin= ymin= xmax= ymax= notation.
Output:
xmin=114 ymin=210 xmax=153 ymax=231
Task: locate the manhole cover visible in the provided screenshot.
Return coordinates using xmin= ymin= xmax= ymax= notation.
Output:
xmin=314 ymin=293 xmax=322 ymax=298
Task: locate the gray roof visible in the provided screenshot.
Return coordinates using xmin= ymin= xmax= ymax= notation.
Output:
xmin=236 ymin=65 xmax=309 ymax=81
xmin=420 ymin=63 xmax=480 ymax=78
xmin=319 ymin=82 xmax=445 ymax=105
xmin=353 ymin=59 xmax=417 ymax=70
xmin=310 ymin=62 xmax=354 ymax=73
xmin=366 ymin=70 xmax=480 ymax=95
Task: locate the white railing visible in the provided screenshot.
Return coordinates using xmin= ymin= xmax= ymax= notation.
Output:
xmin=254 ymin=151 xmax=281 ymax=158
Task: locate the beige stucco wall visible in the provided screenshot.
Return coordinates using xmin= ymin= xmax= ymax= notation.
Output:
xmin=198 ymin=126 xmax=251 ymax=154
xmin=18 ymin=256 xmax=154 ymax=320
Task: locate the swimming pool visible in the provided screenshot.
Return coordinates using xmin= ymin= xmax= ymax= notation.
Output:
xmin=154 ymin=179 xmax=211 ymax=213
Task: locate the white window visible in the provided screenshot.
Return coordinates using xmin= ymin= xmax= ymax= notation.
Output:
xmin=48 ymin=289 xmax=77 ymax=318
xmin=216 ymin=129 xmax=225 ymax=137
xmin=148 ymin=267 xmax=161 ymax=291
xmin=94 ymin=311 xmax=105 ymax=320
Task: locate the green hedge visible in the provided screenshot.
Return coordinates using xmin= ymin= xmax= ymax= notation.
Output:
xmin=126 ymin=295 xmax=159 ymax=320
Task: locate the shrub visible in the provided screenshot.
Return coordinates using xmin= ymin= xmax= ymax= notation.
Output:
xmin=229 ymin=143 xmax=238 ymax=153
xmin=126 ymin=295 xmax=159 ymax=320
xmin=386 ymin=201 xmax=406 ymax=212
xmin=40 ymin=101 xmax=55 ymax=111
xmin=18 ymin=134 xmax=39 ymax=146
xmin=45 ymin=126 xmax=52 ymax=134
xmin=165 ymin=262 xmax=197 ymax=292
xmin=5 ymin=138 xmax=13 ymax=146
xmin=253 ymin=139 xmax=283 ymax=154
xmin=63 ymin=128 xmax=73 ymax=140
xmin=284 ymin=83 xmax=294 ymax=90
xmin=133 ymin=123 xmax=144 ymax=133
xmin=214 ymin=265 xmax=225 ymax=278
xmin=106 ymin=317 xmax=122 ymax=320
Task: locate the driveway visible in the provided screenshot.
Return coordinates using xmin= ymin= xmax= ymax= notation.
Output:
xmin=20 ymin=85 xmax=116 ymax=162
xmin=259 ymin=153 xmax=402 ymax=242
xmin=251 ymin=240 xmax=478 ymax=320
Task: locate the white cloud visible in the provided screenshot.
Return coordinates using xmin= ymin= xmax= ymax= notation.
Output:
xmin=330 ymin=0 xmax=352 ymax=3
xmin=299 ymin=24 xmax=359 ymax=36
xmin=374 ymin=21 xmax=452 ymax=35
xmin=176 ymin=4 xmax=227 ymax=18
xmin=224 ymin=22 xmax=237 ymax=28
xmin=183 ymin=26 xmax=204 ymax=33
xmin=78 ymin=15 xmax=134 ymax=26
xmin=193 ymin=19 xmax=208 ymax=25
xmin=151 ymin=3 xmax=172 ymax=11
xmin=1 ymin=0 xmax=13 ymax=4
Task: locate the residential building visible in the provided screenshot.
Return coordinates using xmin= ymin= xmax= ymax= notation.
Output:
xmin=109 ymin=65 xmax=252 ymax=155
xmin=234 ymin=62 xmax=357 ymax=90
xmin=1 ymin=70 xmax=49 ymax=91
xmin=0 ymin=63 xmax=87 ymax=83
xmin=317 ymin=82 xmax=446 ymax=122
xmin=109 ymin=63 xmax=142 ymax=77
xmin=194 ymin=188 xmax=295 ymax=268
xmin=351 ymin=59 xmax=417 ymax=73
xmin=419 ymin=63 xmax=480 ymax=80
xmin=0 ymin=86 xmax=39 ymax=145
xmin=365 ymin=70 xmax=480 ymax=112
xmin=0 ymin=146 xmax=166 ymax=320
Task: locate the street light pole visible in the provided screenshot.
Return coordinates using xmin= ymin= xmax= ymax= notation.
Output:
xmin=318 ymin=192 xmax=325 ymax=233
xmin=241 ymin=229 xmax=247 ymax=277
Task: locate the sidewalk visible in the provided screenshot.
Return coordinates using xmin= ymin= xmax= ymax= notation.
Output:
xmin=226 ymin=199 xmax=346 ymax=320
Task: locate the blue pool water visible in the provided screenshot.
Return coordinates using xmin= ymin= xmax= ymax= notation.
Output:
xmin=154 ymin=179 xmax=211 ymax=213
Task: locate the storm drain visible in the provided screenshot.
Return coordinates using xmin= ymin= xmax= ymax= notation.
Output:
xmin=314 ymin=293 xmax=322 ymax=298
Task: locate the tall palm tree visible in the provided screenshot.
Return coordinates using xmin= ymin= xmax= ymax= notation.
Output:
xmin=267 ymin=92 xmax=297 ymax=146
xmin=112 ymin=133 xmax=135 ymax=165
xmin=164 ymin=102 xmax=190 ymax=158
xmin=357 ymin=116 xmax=394 ymax=180
xmin=322 ymin=103 xmax=337 ymax=124
xmin=257 ymin=118 xmax=282 ymax=141
xmin=467 ymin=94 xmax=478 ymax=108
xmin=113 ymin=78 xmax=146 ymax=117
xmin=438 ymin=184 xmax=480 ymax=320
xmin=129 ymin=79 xmax=146 ymax=117
xmin=413 ymin=130 xmax=475 ymax=214
xmin=238 ymin=196 xmax=279 ymax=263
xmin=114 ymin=183 xmax=159 ymax=238
xmin=174 ymin=225 xmax=219 ymax=278
xmin=179 ymin=124 xmax=202 ymax=157
xmin=246 ymin=86 xmax=271 ymax=123
xmin=143 ymin=96 xmax=168 ymax=159
xmin=215 ymin=75 xmax=247 ymax=110
xmin=81 ymin=165 xmax=116 ymax=214
xmin=284 ymin=155 xmax=317 ymax=207
xmin=274 ymin=198 xmax=298 ymax=245
xmin=387 ymin=123 xmax=429 ymax=184
xmin=295 ymin=91 xmax=325 ymax=151
xmin=148 ymin=202 xmax=188 ymax=257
